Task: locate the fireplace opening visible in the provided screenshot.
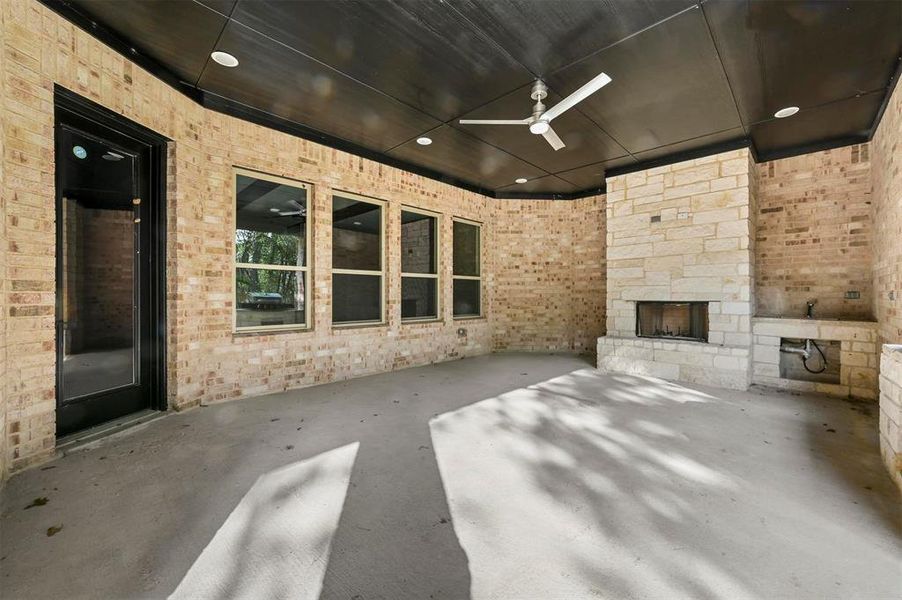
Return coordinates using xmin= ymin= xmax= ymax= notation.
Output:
xmin=636 ymin=301 xmax=709 ymax=342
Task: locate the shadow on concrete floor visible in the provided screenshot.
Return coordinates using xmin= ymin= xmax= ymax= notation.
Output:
xmin=1 ymin=352 xmax=899 ymax=600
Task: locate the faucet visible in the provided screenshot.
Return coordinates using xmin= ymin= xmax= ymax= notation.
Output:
xmin=806 ymin=300 xmax=816 ymax=319
xmin=781 ymin=337 xmax=827 ymax=374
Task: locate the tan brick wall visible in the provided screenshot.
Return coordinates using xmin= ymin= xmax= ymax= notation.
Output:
xmin=0 ymin=2 xmax=7 ymax=481
xmin=872 ymin=80 xmax=902 ymax=346
xmin=68 ymin=207 xmax=134 ymax=350
xmin=1 ymin=0 xmax=492 ymax=471
xmin=756 ymin=144 xmax=873 ymax=320
xmin=491 ymin=196 xmax=605 ymax=353
xmin=0 ymin=0 xmax=607 ymax=473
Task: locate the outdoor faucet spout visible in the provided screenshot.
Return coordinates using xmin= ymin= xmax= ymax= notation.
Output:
xmin=806 ymin=300 xmax=816 ymax=319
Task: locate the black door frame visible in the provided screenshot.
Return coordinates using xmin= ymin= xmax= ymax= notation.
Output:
xmin=54 ymin=86 xmax=170 ymax=434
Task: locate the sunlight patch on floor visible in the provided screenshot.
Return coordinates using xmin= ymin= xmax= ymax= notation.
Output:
xmin=430 ymin=369 xmax=750 ymax=599
xmin=170 ymin=442 xmax=359 ymax=600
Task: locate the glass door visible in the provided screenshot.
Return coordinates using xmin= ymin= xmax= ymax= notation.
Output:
xmin=55 ymin=120 xmax=153 ymax=435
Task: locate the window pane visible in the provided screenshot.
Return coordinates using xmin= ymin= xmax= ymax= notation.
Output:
xmin=236 ymin=174 xmax=307 ymax=267
xmin=401 ymin=211 xmax=437 ymax=274
xmin=453 ymin=221 xmax=479 ymax=276
xmin=333 ymin=196 xmax=381 ymax=271
xmin=453 ymin=279 xmax=480 ymax=317
xmin=236 ymin=267 xmax=305 ymax=328
xmin=333 ymin=273 xmax=382 ymax=323
xmin=402 ymin=277 xmax=437 ymax=319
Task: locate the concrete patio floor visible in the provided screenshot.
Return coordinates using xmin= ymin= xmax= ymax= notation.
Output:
xmin=1 ymin=353 xmax=900 ymax=599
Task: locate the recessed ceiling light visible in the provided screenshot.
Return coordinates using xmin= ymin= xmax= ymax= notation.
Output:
xmin=416 ymin=137 xmax=432 ymax=146
xmin=515 ymin=177 xmax=528 ymax=184
xmin=353 ymin=221 xmax=362 ymax=226
xmin=211 ymin=51 xmax=239 ymax=68
xmin=269 ymin=208 xmax=280 ymax=213
xmin=774 ymin=106 xmax=799 ymax=119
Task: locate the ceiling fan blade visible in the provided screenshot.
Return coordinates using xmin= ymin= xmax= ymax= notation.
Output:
xmin=541 ymin=72 xmax=611 ymax=122
xmin=541 ymin=126 xmax=566 ymax=151
xmin=458 ymin=118 xmax=529 ymax=125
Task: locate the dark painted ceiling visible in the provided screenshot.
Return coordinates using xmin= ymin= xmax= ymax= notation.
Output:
xmin=50 ymin=0 xmax=902 ymax=197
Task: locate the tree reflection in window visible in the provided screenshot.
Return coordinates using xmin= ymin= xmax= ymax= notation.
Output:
xmin=234 ymin=171 xmax=309 ymax=330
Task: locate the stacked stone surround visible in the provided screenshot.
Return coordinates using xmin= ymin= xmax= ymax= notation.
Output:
xmin=492 ymin=197 xmax=605 ymax=353
xmin=0 ymin=1 xmax=608 ymax=474
xmin=756 ymin=144 xmax=873 ymax=321
xmin=752 ymin=317 xmax=878 ymax=399
xmin=598 ymin=148 xmax=756 ymax=390
xmin=879 ymin=345 xmax=902 ymax=492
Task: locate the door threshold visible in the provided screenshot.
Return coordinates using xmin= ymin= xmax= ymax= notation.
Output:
xmin=56 ymin=409 xmax=166 ymax=455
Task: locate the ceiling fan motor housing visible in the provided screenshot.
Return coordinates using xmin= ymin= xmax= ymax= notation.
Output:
xmin=530 ymin=80 xmax=548 ymax=127
xmin=530 ymin=79 xmax=548 ymax=101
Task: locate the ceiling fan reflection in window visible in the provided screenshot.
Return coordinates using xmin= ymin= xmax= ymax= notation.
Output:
xmin=458 ymin=72 xmax=611 ymax=151
xmin=269 ymin=200 xmax=306 ymax=218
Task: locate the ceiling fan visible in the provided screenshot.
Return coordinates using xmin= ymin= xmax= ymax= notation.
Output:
xmin=458 ymin=72 xmax=611 ymax=151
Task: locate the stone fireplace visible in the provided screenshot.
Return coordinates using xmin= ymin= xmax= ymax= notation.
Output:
xmin=597 ymin=148 xmax=756 ymax=390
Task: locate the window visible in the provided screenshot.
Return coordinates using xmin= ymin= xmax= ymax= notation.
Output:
xmin=332 ymin=193 xmax=384 ymax=324
xmin=452 ymin=219 xmax=481 ymax=317
xmin=401 ymin=209 xmax=439 ymax=320
xmin=234 ymin=169 xmax=310 ymax=331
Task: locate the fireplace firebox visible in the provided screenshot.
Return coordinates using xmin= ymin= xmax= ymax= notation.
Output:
xmin=636 ymin=301 xmax=709 ymax=342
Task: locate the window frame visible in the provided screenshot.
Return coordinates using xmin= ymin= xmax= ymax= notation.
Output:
xmin=400 ymin=206 xmax=441 ymax=323
xmin=233 ymin=167 xmax=313 ymax=333
xmin=452 ymin=217 xmax=483 ymax=319
xmin=331 ymin=190 xmax=387 ymax=327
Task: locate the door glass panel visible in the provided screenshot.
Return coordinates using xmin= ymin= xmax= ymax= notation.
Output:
xmin=59 ymin=128 xmax=137 ymax=401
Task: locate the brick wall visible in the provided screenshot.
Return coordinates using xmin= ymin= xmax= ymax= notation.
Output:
xmin=0 ymin=2 xmax=6 ymax=482
xmin=872 ymin=79 xmax=902 ymax=346
xmin=491 ymin=196 xmax=605 ymax=353
xmin=0 ymin=0 xmax=608 ymax=473
xmin=872 ymin=77 xmax=902 ymax=488
xmin=69 ymin=206 xmax=134 ymax=350
xmin=756 ymin=144 xmax=873 ymax=320
xmin=1 ymin=0 xmax=494 ymax=471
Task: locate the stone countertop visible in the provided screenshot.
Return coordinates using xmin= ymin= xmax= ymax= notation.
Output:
xmin=753 ymin=316 xmax=878 ymax=329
